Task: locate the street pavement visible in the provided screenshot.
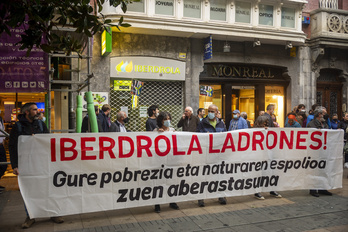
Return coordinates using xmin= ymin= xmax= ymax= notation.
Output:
xmin=0 ymin=169 xmax=347 ymax=232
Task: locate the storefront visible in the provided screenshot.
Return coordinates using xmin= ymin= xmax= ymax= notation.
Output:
xmin=109 ymin=56 xmax=186 ymax=131
xmin=199 ymin=63 xmax=290 ymax=127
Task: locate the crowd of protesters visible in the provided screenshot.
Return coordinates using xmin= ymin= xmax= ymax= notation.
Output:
xmin=5 ymin=101 xmax=347 ymax=228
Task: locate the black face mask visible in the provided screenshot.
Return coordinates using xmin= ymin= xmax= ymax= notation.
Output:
xmin=324 ymin=114 xmax=329 ymax=120
xmin=243 ymin=115 xmax=247 ymax=120
xmin=123 ymin=117 xmax=129 ymax=123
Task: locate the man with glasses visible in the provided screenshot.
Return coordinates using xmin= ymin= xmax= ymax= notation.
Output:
xmin=196 ymin=104 xmax=227 ymax=206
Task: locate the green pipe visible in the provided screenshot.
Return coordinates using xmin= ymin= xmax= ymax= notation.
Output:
xmin=44 ymin=94 xmax=49 ymax=127
xmin=76 ymin=95 xmax=83 ymax=133
xmin=85 ymin=91 xmax=98 ymax=133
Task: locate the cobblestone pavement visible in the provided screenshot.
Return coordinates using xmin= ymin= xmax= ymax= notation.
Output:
xmin=0 ymin=169 xmax=347 ymax=232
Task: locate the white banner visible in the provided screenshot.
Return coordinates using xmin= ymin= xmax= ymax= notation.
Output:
xmin=18 ymin=128 xmax=344 ymax=218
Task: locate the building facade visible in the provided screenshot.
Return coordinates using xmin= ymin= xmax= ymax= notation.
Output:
xmin=83 ymin=0 xmax=348 ymax=130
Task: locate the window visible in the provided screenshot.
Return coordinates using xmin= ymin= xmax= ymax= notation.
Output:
xmin=259 ymin=4 xmax=273 ymax=26
xmin=184 ymin=0 xmax=201 ymax=18
xmin=210 ymin=0 xmax=226 ymax=21
xmin=281 ymin=7 xmax=295 ymax=28
xmin=235 ymin=1 xmax=251 ymax=23
xmin=199 ymin=84 xmax=222 ymax=118
xmin=155 ymin=0 xmax=174 ymax=16
xmin=265 ymin=86 xmax=284 ymax=127
xmin=127 ymin=0 xmax=145 ymax=13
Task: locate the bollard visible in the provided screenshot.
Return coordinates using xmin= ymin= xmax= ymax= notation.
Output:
xmin=85 ymin=91 xmax=98 ymax=133
xmin=76 ymin=95 xmax=83 ymax=133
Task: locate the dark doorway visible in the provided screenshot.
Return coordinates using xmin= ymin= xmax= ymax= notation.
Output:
xmin=317 ymin=69 xmax=343 ymax=118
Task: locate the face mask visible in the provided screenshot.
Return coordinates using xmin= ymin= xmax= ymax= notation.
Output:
xmin=233 ymin=114 xmax=238 ymax=119
xmin=208 ymin=112 xmax=215 ymax=120
xmin=243 ymin=115 xmax=247 ymax=120
xmin=324 ymin=114 xmax=329 ymax=120
xmin=123 ymin=117 xmax=129 ymax=123
xmin=42 ymin=117 xmax=46 ymax=122
xmin=156 ymin=112 xmax=159 ymax=117
xmin=301 ymin=110 xmax=306 ymax=112
xmin=163 ymin=120 xmax=171 ymax=128
xmin=200 ymin=118 xmax=203 ymax=121
xmin=332 ymin=119 xmax=338 ymax=122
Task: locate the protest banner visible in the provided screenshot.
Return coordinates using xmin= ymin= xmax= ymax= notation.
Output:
xmin=17 ymin=128 xmax=343 ymax=218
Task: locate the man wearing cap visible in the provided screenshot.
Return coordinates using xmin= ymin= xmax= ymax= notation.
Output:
xmin=228 ymin=110 xmax=248 ymax=131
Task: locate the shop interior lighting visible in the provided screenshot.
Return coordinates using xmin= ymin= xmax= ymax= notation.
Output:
xmin=253 ymin=38 xmax=261 ymax=47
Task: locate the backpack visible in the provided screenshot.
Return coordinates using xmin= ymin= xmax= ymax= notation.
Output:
xmin=16 ymin=120 xmax=44 ymax=135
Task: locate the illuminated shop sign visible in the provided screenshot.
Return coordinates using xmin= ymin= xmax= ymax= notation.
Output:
xmin=202 ymin=64 xmax=284 ymax=80
xmin=110 ymin=57 xmax=186 ymax=81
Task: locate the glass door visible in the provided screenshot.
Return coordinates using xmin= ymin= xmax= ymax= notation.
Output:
xmin=232 ymin=86 xmax=255 ymax=127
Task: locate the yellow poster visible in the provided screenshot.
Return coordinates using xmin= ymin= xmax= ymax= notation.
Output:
xmin=114 ymin=80 xmax=132 ymax=91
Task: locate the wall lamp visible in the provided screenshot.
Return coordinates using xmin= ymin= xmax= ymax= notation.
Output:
xmin=285 ymin=41 xmax=293 ymax=49
xmin=223 ymin=41 xmax=231 ymax=52
xmin=253 ymin=38 xmax=261 ymax=47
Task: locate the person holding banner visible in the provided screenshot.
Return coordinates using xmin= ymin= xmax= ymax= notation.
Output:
xmin=196 ymin=104 xmax=227 ymax=207
xmin=153 ymin=111 xmax=179 ymax=212
xmin=253 ymin=116 xmax=282 ymax=200
xmin=307 ymin=106 xmax=332 ymax=197
xmin=9 ymin=102 xmax=64 ymax=228
xmin=338 ymin=112 xmax=348 ymax=169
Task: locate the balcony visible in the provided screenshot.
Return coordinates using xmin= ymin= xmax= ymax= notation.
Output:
xmin=310 ymin=8 xmax=348 ymax=48
xmin=101 ymin=0 xmax=307 ymax=46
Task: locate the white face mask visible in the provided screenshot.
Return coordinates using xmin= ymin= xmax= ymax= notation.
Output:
xmin=42 ymin=117 xmax=46 ymax=122
xmin=208 ymin=112 xmax=215 ymax=120
xmin=156 ymin=112 xmax=159 ymax=117
xmin=163 ymin=120 xmax=171 ymax=128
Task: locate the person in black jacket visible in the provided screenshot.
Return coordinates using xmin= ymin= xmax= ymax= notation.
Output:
xmin=97 ymin=104 xmax=111 ymax=132
xmin=338 ymin=112 xmax=348 ymax=168
xmin=177 ymin=106 xmax=200 ymax=132
xmin=9 ymin=102 xmax=64 ymax=228
xmin=81 ymin=105 xmax=103 ymax=132
xmin=0 ymin=114 xmax=6 ymax=193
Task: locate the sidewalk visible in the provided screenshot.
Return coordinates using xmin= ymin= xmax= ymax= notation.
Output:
xmin=0 ymin=170 xmax=347 ymax=232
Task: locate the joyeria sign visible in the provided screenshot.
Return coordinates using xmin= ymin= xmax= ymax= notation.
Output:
xmin=110 ymin=57 xmax=185 ymax=81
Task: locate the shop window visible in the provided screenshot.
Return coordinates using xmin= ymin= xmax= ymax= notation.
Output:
xmin=199 ymin=84 xmax=222 ymax=118
xmin=210 ymin=0 xmax=226 ymax=21
xmin=265 ymin=86 xmax=284 ymax=127
xmin=155 ymin=0 xmax=174 ymax=16
xmin=127 ymin=0 xmax=145 ymax=13
xmin=235 ymin=1 xmax=251 ymax=23
xmin=184 ymin=0 xmax=201 ymax=19
xmin=281 ymin=7 xmax=295 ymax=28
xmin=259 ymin=4 xmax=274 ymax=26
